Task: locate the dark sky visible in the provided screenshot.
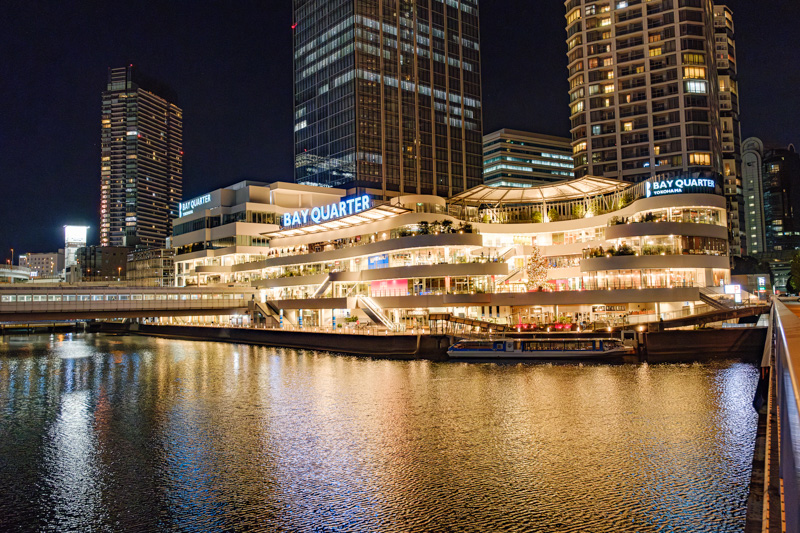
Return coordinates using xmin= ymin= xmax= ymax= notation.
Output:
xmin=1 ymin=0 xmax=798 ymax=260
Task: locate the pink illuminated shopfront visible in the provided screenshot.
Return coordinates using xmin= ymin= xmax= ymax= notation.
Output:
xmin=370 ymin=278 xmax=409 ymax=297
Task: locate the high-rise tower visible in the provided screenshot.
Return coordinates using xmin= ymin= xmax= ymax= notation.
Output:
xmin=713 ymin=4 xmax=743 ymax=257
xmin=100 ymin=66 xmax=183 ymax=248
xmin=565 ymin=0 xmax=722 ymax=183
xmin=292 ymin=0 xmax=483 ymax=198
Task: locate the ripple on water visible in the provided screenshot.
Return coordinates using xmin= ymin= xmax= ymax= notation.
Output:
xmin=0 ymin=334 xmax=758 ymax=532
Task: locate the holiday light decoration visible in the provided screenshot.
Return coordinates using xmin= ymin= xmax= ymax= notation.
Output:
xmin=525 ymin=246 xmax=549 ymax=291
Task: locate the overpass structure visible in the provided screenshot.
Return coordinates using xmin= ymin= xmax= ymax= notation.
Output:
xmin=0 ymin=285 xmax=255 ymax=322
xmin=0 ymin=264 xmax=31 ymax=283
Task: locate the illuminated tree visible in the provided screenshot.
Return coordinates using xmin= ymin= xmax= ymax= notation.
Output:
xmin=525 ymin=246 xmax=549 ymax=291
xmin=789 ymin=251 xmax=800 ymax=293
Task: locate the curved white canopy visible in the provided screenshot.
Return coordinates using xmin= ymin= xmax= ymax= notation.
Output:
xmin=449 ymin=176 xmax=630 ymax=205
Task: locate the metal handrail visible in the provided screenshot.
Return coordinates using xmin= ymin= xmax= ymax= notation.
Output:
xmin=771 ymin=299 xmax=800 ymax=530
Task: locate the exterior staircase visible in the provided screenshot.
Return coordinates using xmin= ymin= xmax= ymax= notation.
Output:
xmin=358 ymin=296 xmax=395 ymax=330
xmin=699 ymin=287 xmax=735 ymax=311
xmin=249 ymin=299 xmax=285 ymax=326
xmin=312 ymin=275 xmax=331 ymax=298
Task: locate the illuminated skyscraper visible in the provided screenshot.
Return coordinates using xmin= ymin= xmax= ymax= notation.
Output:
xmin=713 ymin=4 xmax=743 ymax=257
xmin=565 ymin=0 xmax=722 ymax=182
xmin=100 ymin=66 xmax=183 ymax=247
xmin=292 ymin=0 xmax=483 ymax=198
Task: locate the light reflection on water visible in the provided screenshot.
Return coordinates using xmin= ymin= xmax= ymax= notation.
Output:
xmin=0 ymin=334 xmax=757 ymax=532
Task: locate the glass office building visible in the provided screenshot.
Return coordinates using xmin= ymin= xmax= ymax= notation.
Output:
xmin=293 ymin=0 xmax=483 ymax=198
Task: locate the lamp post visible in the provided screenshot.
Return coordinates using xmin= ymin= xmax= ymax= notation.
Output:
xmin=118 ymin=266 xmax=121 ymax=281
xmin=10 ymin=248 xmax=13 ymax=266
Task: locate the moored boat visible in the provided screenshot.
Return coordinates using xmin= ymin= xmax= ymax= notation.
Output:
xmin=447 ymin=337 xmax=634 ymax=359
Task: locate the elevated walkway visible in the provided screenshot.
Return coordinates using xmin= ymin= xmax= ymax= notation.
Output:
xmin=0 ymin=285 xmax=255 ymax=322
xmin=656 ymin=304 xmax=771 ymax=330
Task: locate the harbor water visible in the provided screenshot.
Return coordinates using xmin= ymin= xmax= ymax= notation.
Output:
xmin=0 ymin=333 xmax=758 ymax=532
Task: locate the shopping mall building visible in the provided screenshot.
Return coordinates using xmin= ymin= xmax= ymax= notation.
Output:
xmin=172 ymin=175 xmax=729 ymax=329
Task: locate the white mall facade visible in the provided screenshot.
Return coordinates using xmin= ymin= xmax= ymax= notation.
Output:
xmin=172 ymin=176 xmax=729 ymax=329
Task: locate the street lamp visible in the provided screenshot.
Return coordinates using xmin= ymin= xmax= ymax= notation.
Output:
xmin=118 ymin=266 xmax=122 ymax=281
xmin=10 ymin=248 xmax=13 ymax=266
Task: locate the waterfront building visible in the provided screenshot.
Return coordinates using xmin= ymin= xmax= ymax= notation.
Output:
xmin=483 ymin=129 xmax=574 ymax=187
xmin=75 ymin=246 xmax=131 ymax=282
xmin=19 ymin=250 xmax=64 ymax=280
xmin=101 ymin=65 xmax=183 ymax=248
xmin=292 ymin=0 xmax=483 ymax=199
xmin=565 ymin=0 xmax=722 ymax=183
xmin=127 ymin=248 xmax=175 ymax=287
xmin=173 ymin=173 xmax=729 ymax=328
xmin=713 ymin=4 xmax=743 ymax=258
xmin=172 ymin=181 xmax=348 ymax=286
xmin=742 ymin=138 xmax=800 ymax=254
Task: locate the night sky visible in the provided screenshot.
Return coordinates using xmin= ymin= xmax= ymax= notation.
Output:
xmin=1 ymin=0 xmax=798 ymax=260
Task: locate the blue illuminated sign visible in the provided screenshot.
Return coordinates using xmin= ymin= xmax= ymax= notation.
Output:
xmin=645 ymin=178 xmax=716 ymax=198
xmin=282 ymin=194 xmax=371 ymax=227
xmin=368 ymin=254 xmax=389 ymax=269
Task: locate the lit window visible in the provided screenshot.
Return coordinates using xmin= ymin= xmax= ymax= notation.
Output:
xmin=685 ymin=80 xmax=707 ymax=94
xmin=649 ymin=47 xmax=662 ymax=57
xmin=682 ymin=53 xmax=705 ymax=65
xmin=683 ymin=67 xmax=706 ymax=79
xmin=567 ymin=9 xmax=581 ymax=23
xmin=623 ymin=122 xmax=633 ymax=131
xmin=689 ymin=152 xmax=711 ymax=166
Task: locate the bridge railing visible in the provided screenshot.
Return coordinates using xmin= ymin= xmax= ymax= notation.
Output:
xmin=772 ymin=299 xmax=800 ymax=530
xmin=0 ymin=264 xmax=31 ymax=281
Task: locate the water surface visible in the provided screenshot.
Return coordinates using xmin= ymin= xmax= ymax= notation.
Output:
xmin=0 ymin=333 xmax=757 ymax=532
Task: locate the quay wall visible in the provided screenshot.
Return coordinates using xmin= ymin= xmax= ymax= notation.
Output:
xmin=132 ymin=324 xmax=452 ymax=360
xmin=82 ymin=324 xmax=768 ymax=364
xmin=645 ymin=328 xmax=767 ymax=363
